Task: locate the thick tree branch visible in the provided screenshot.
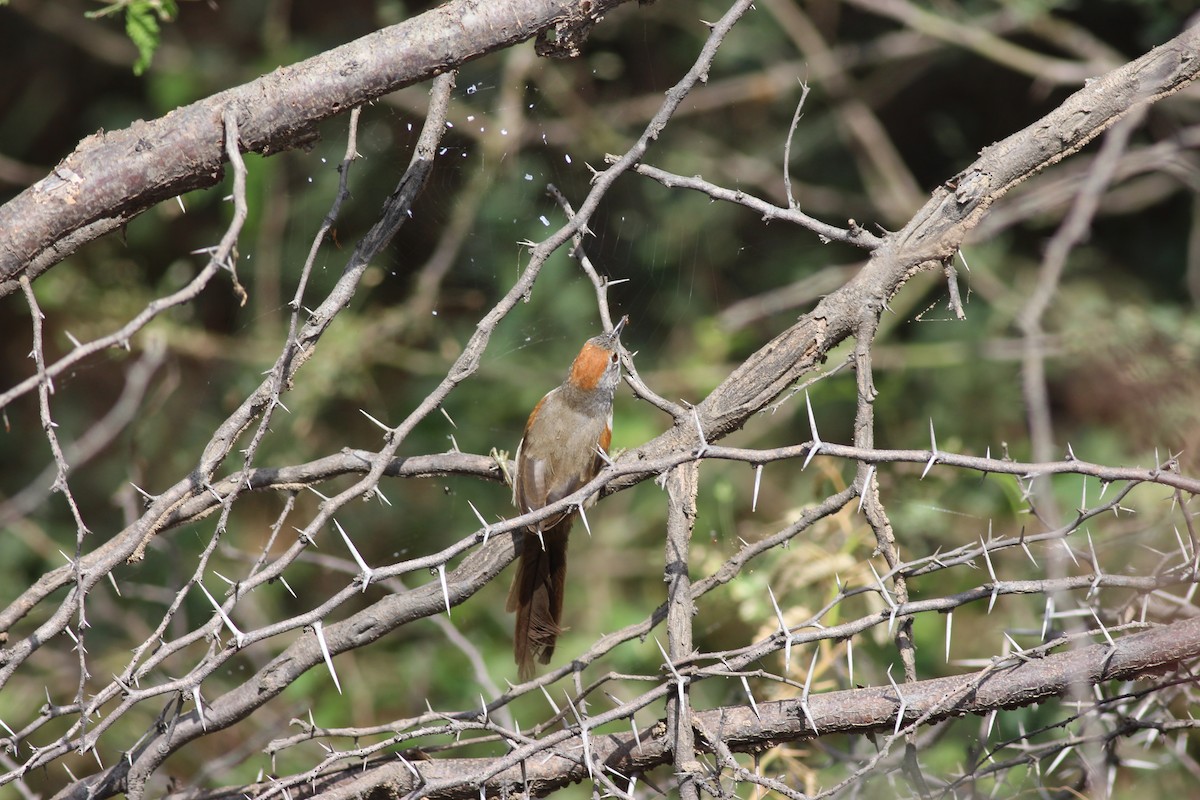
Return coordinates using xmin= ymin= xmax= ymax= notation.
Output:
xmin=162 ymin=615 xmax=1200 ymax=799
xmin=616 ymin=23 xmax=1200 ymax=473
xmin=0 ymin=0 xmax=635 ymax=290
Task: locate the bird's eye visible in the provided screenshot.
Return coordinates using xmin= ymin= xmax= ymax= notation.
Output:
xmin=610 ymin=353 xmax=619 ymax=363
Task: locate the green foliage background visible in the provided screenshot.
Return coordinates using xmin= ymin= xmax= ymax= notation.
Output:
xmin=1 ymin=0 xmax=1198 ymax=796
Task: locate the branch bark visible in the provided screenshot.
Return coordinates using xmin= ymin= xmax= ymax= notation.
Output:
xmin=610 ymin=22 xmax=1200 ymax=481
xmin=0 ymin=0 xmax=634 ymax=292
xmin=162 ymin=615 xmax=1200 ymax=799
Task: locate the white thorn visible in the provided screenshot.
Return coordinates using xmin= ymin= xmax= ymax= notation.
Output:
xmin=867 ymin=561 xmax=896 ymax=610
xmin=358 ymin=408 xmax=391 ymax=433
xmin=752 ymin=463 xmax=763 ymax=513
xmin=800 ymin=647 xmax=820 ymax=733
xmin=129 ymin=482 xmax=155 ymax=501
xmin=921 ymin=418 xmax=938 ymax=479
xmin=802 ymin=390 xmax=823 ymax=470
xmin=192 ymin=686 xmax=206 ymax=731
xmin=847 ymin=638 xmax=854 ymax=687
xmin=858 ymin=464 xmax=875 ymax=513
xmin=1045 ymin=744 xmax=1074 ymax=776
xmin=980 ymin=535 xmax=999 ymax=614
xmin=564 ymin=693 xmax=594 ymax=780
xmin=1060 ymin=537 xmax=1079 ymax=567
xmin=886 ymin=664 xmax=906 ymax=737
xmin=740 ymin=675 xmax=761 ymax=720
xmin=397 ymin=753 xmax=421 ymax=778
xmin=196 ymin=582 xmax=245 ymax=648
xmin=766 ymin=585 xmax=788 ymax=632
xmin=539 ymin=685 xmax=561 ymax=716
xmin=1089 ymin=606 xmax=1116 ymax=648
xmin=437 ymin=563 xmax=452 ymax=616
xmin=334 ymin=519 xmax=373 ymax=592
xmin=313 ymin=620 xmax=342 ymax=694
xmin=467 ymin=500 xmax=492 ymax=543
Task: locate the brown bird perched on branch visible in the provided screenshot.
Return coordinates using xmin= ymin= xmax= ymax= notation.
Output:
xmin=507 ymin=316 xmax=627 ymax=681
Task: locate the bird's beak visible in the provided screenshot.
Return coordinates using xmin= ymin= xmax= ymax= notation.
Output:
xmin=608 ymin=315 xmax=629 ymax=340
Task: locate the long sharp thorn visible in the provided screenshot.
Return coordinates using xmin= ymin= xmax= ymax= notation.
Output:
xmin=740 ymin=675 xmax=761 ymax=720
xmin=764 ymin=584 xmax=794 ymax=672
xmin=1046 ymin=745 xmax=1074 ymax=776
xmin=1089 ymin=606 xmax=1116 ymax=648
xmin=867 ymin=561 xmax=895 ymax=610
xmin=359 ymin=408 xmax=391 ymax=432
xmin=539 ymin=685 xmax=561 ymax=715
xmin=594 ymin=444 xmax=614 ymax=466
xmin=803 ymin=647 xmax=818 ymax=702
xmin=921 ymin=418 xmax=938 ymax=479
xmin=313 ymin=620 xmax=342 ymax=694
xmin=437 ymin=563 xmax=452 ymax=616
xmin=801 ymin=647 xmax=820 ymax=733
xmin=397 ymin=753 xmax=420 ymax=778
xmin=1174 ymin=526 xmax=1190 ymax=565
xmin=981 ymin=535 xmax=999 ymax=613
xmin=802 ymin=390 xmax=822 ymax=470
xmin=847 ymin=638 xmax=854 ymax=687
xmin=1060 ymin=537 xmax=1079 ymax=566
xmin=858 ymin=464 xmax=875 ymax=513
xmin=752 ymin=463 xmax=763 ymax=512
xmin=190 ymin=687 xmax=206 ymax=731
xmin=197 ymin=582 xmax=245 ymax=647
xmin=767 ymin=585 xmax=788 ymax=632
xmin=564 ymin=693 xmax=594 ymax=780
xmin=886 ymin=664 xmax=906 ymax=736
xmin=1087 ymin=530 xmax=1101 ymax=575
xmin=1041 ymin=596 xmax=1054 ymax=641
xmin=1018 ymin=525 xmax=1038 ymax=567
xmin=467 ymin=500 xmax=492 ymax=543
xmin=654 ymin=636 xmax=686 ymax=708
xmin=334 ymin=519 xmax=372 ymax=591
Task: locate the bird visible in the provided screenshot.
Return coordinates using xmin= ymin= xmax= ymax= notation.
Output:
xmin=507 ymin=316 xmax=627 ymax=681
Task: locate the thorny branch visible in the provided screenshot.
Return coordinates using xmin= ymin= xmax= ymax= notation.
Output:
xmin=1 ymin=4 xmax=1199 ymax=800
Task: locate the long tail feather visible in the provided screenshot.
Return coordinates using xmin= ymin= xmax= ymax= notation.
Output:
xmin=507 ymin=517 xmax=572 ymax=681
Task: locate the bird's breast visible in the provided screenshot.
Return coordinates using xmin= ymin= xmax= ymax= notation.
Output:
xmin=516 ymin=389 xmax=612 ymax=511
